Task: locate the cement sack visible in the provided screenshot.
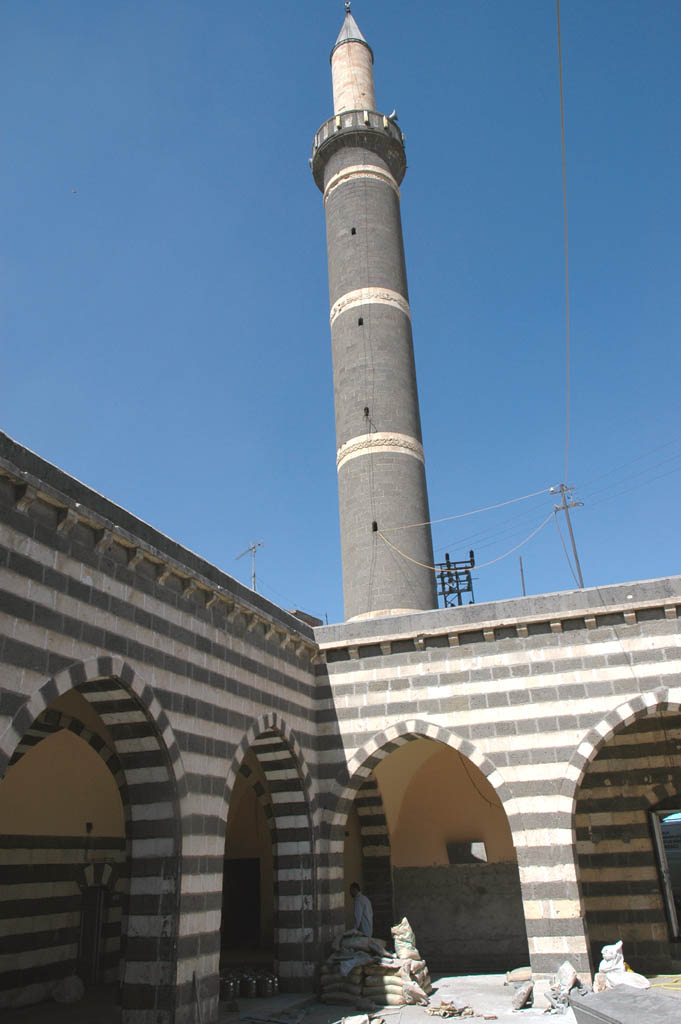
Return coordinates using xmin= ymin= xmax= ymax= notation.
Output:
xmin=363 ymin=987 xmax=405 ymax=1000
xmin=402 ymin=978 xmax=430 ymax=1005
xmin=341 ymin=936 xmax=372 ymax=953
xmin=363 ymin=979 xmax=404 ymax=993
xmin=321 ymin=965 xmax=363 ymax=982
xmin=391 ymin=917 xmax=416 ymax=946
xmin=403 ymin=958 xmax=426 ymax=973
xmin=322 ymin=981 xmax=363 ymax=998
xmin=598 ymin=941 xmax=649 ymax=990
xmin=391 ymin=917 xmax=420 ymax=960
xmin=414 ymin=969 xmax=432 ymax=993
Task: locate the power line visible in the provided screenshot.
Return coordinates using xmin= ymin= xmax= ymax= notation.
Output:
xmin=377 ymin=512 xmax=554 ymax=574
xmin=434 ymin=496 xmax=553 ymax=556
xmin=475 ymin=513 xmax=554 ymax=569
xmin=556 ymin=0 xmax=571 ymax=483
xmin=581 ymin=449 xmax=681 ymax=502
xmin=577 ymin=433 xmax=681 ymax=492
xmin=384 ymin=486 xmax=554 ymax=532
xmin=588 ymin=462 xmax=681 ymax=512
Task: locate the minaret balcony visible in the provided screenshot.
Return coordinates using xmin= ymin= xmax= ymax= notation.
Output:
xmin=311 ymin=110 xmax=406 ymax=191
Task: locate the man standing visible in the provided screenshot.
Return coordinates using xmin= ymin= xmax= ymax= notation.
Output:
xmin=350 ymin=882 xmax=373 ymax=937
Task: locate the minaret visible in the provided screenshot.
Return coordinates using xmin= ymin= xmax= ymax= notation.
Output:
xmin=311 ymin=4 xmax=437 ymax=621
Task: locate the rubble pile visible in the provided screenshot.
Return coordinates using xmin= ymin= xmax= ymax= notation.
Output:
xmin=320 ymin=918 xmax=433 ymax=1008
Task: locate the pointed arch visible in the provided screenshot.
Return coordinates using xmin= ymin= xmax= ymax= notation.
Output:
xmin=222 ymin=712 xmax=317 ymax=990
xmin=567 ymin=686 xmax=681 ymax=975
xmin=321 ymin=717 xmax=530 ymax=972
xmin=0 ymin=657 xmax=185 ymax=1024
xmin=0 ymin=656 xmax=187 ymax=799
xmin=8 ymin=708 xmax=126 ymax=795
xmin=224 ymin=711 xmax=318 ymax=825
xmin=332 ymin=717 xmax=515 ymax=826
xmin=561 ymin=686 xmax=681 ymax=805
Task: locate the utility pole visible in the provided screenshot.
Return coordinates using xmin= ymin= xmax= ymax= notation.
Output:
xmin=235 ymin=540 xmax=264 ymax=592
xmin=551 ymin=484 xmax=584 ymax=588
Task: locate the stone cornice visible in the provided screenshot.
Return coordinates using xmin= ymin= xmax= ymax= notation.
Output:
xmin=0 ymin=455 xmax=317 ymax=659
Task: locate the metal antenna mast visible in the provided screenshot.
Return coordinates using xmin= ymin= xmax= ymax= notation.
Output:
xmin=235 ymin=540 xmax=264 ymax=591
xmin=551 ymin=484 xmax=584 ymax=588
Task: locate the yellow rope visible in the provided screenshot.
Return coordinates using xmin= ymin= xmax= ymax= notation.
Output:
xmin=376 ymin=512 xmax=554 ymax=573
xmin=650 ymin=974 xmax=681 ymax=989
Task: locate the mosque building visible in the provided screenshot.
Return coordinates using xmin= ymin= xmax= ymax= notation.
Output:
xmin=1 ymin=8 xmax=680 ymax=1023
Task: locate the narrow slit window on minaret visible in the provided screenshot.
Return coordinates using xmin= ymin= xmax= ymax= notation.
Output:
xmin=357 ymin=317 xmax=364 ymax=326
xmin=351 ymin=227 xmax=357 ymax=235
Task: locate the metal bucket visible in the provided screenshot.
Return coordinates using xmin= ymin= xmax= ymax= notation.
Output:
xmin=220 ymin=977 xmax=237 ymax=1001
xmin=257 ymin=975 xmax=273 ymax=998
xmin=240 ymin=975 xmax=257 ymax=998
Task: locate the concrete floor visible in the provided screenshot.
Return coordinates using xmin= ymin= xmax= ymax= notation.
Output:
xmin=3 ymin=973 xmax=680 ymax=1024
xmin=219 ymin=975 xmax=577 ymax=1024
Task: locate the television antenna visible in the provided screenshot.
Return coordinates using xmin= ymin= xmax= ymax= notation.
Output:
xmin=236 ymin=540 xmax=264 ymax=591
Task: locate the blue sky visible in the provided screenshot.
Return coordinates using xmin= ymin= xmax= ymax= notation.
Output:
xmin=2 ymin=1 xmax=679 ymax=624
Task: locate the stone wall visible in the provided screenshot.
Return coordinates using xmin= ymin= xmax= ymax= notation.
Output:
xmin=314 ymin=578 xmax=681 ymax=976
xmin=2 ymin=430 xmax=681 ymax=1019
xmin=0 ymin=432 xmax=320 ymax=1024
xmin=393 ymin=863 xmax=529 ymax=974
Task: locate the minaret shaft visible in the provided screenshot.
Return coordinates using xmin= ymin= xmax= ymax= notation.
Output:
xmin=313 ymin=13 xmax=437 ymax=621
xmin=331 ymin=40 xmax=375 ymax=113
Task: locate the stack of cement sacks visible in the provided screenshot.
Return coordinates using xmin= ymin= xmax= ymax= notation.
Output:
xmin=320 ymin=919 xmax=432 ymax=1008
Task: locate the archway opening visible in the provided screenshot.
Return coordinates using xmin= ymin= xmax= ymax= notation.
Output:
xmin=221 ymin=749 xmax=275 ymax=968
xmin=343 ymin=737 xmax=528 ymax=974
xmin=575 ymin=709 xmax=681 ymax=976
xmin=221 ymin=728 xmax=315 ymax=991
xmin=0 ymin=688 xmax=126 ymax=1013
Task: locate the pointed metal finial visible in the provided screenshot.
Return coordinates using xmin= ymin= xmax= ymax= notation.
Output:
xmin=344 ymin=2 xmax=351 ymax=13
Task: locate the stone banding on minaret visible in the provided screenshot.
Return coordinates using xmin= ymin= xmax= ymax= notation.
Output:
xmin=312 ymin=10 xmax=437 ymax=622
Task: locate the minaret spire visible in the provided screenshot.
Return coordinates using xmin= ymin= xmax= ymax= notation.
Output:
xmin=330 ymin=5 xmax=375 ymax=114
xmin=311 ymin=13 xmax=438 ymax=621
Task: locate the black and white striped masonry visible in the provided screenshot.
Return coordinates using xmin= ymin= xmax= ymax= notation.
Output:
xmin=311 ymin=9 xmax=437 ymax=621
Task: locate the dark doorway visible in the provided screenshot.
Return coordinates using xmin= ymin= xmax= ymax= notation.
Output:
xmin=221 ymin=858 xmax=260 ymax=949
xmin=79 ymin=885 xmax=107 ymax=984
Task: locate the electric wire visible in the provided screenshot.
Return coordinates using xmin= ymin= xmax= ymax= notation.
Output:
xmin=577 ymin=433 xmax=681 ymax=493
xmin=580 ymin=449 xmax=681 ymax=503
xmin=587 ymin=461 xmax=681 ymax=512
xmin=556 ymin=0 xmax=571 ymax=483
xmin=434 ymin=495 xmax=555 ymax=556
xmin=383 ymin=486 xmax=554 ymax=532
xmin=377 ymin=512 xmax=554 ymax=573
